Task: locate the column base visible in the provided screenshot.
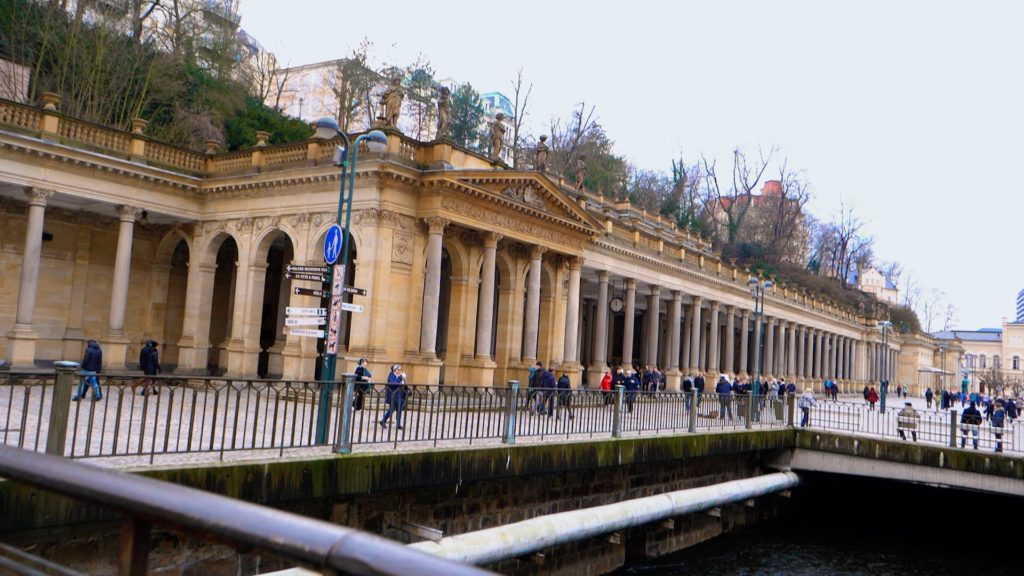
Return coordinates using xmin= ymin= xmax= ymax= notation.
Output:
xmin=103 ymin=332 xmax=131 ymax=372
xmin=409 ymin=356 xmax=444 ymax=386
xmin=463 ymin=357 xmax=497 ymax=387
xmin=222 ymin=339 xmax=258 ymax=379
xmin=664 ymin=368 xmax=682 ymax=392
xmin=6 ymin=325 xmax=39 ymax=369
xmin=174 ymin=337 xmax=210 ymax=376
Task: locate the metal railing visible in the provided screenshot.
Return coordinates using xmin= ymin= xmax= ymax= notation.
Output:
xmin=804 ymin=400 xmax=1020 ymax=453
xmin=0 ymin=444 xmax=493 ymax=576
xmin=1 ymin=368 xmax=339 ymax=463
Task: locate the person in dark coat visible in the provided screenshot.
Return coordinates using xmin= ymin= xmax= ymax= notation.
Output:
xmin=379 ymin=364 xmax=408 ymax=429
xmin=73 ymin=340 xmax=103 ymax=401
xmin=715 ymin=376 xmax=733 ymax=419
xmin=623 ymin=369 xmax=640 ymax=413
xmin=353 ymin=358 xmax=372 ymax=410
xmin=139 ymin=340 xmax=160 ymax=396
xmin=694 ymin=373 xmax=706 ymax=406
xmin=556 ymin=372 xmax=574 ymax=420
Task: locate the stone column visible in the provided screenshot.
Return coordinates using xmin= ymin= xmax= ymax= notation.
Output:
xmin=644 ymin=285 xmax=661 ymax=366
xmin=828 ymin=333 xmax=837 ymax=380
xmin=475 ymin=233 xmax=500 ymax=359
xmin=787 ymin=321 xmax=797 ymax=381
xmin=776 ymin=320 xmax=788 ymax=378
xmin=688 ymin=297 xmax=702 ymax=374
xmin=419 ymin=217 xmax=448 ymax=357
xmin=706 ymin=301 xmax=720 ymax=372
xmin=6 ymin=187 xmax=54 ymax=367
xmin=819 ymin=330 xmax=827 ymax=379
xmin=751 ymin=313 xmax=763 ymax=379
xmin=621 ymin=278 xmax=637 ymax=367
xmin=682 ymin=313 xmax=692 ymax=372
xmin=591 ymin=271 xmax=610 ymax=370
xmin=666 ymin=291 xmax=683 ymax=389
xmin=724 ymin=306 xmax=736 ymax=375
xmin=521 ymin=245 xmax=545 ymax=362
xmin=797 ymin=326 xmax=806 ymax=382
xmin=104 ymin=204 xmax=142 ymax=368
xmin=764 ymin=318 xmax=776 ymax=377
xmin=804 ymin=328 xmax=814 ymax=381
xmin=739 ymin=309 xmax=750 ymax=377
xmin=563 ymin=257 xmax=583 ymax=364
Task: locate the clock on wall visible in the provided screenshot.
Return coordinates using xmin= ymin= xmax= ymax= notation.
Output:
xmin=610 ymin=297 xmax=624 ymax=313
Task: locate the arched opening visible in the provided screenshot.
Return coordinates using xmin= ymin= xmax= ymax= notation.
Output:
xmin=161 ymin=240 xmax=189 ymax=368
xmin=257 ymin=233 xmax=294 ymax=378
xmin=435 ymin=248 xmax=453 ymax=383
xmin=207 ymin=237 xmax=238 ymax=375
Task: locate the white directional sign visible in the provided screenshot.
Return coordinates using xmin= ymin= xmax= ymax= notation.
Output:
xmin=289 ymin=328 xmax=325 ymax=338
xmin=285 ymin=307 xmax=327 ymax=317
xmin=340 ymin=302 xmax=364 ymax=313
xmin=285 ymin=317 xmax=326 ymax=327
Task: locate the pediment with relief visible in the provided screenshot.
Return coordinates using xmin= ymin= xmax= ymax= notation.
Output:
xmin=426 ymin=171 xmax=602 ymax=237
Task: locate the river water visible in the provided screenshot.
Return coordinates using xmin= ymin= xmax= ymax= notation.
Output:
xmin=614 ymin=473 xmax=1022 ymax=576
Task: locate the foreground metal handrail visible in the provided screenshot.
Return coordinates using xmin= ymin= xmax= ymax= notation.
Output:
xmin=0 ymin=445 xmax=493 ymax=576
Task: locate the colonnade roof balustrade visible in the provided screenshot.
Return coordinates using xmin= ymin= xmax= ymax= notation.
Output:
xmin=0 ymin=95 xmax=896 ymax=338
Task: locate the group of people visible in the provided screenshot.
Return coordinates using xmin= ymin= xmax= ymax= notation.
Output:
xmin=528 ymin=361 xmax=574 ymax=418
xmin=71 ymin=339 xmax=162 ymax=402
xmin=350 ymin=358 xmax=410 ymax=430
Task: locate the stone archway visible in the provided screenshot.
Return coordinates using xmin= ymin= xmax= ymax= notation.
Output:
xmin=160 ymin=240 xmax=189 ymax=368
xmin=207 ymin=236 xmax=238 ymax=375
xmin=253 ymin=231 xmax=295 ymax=378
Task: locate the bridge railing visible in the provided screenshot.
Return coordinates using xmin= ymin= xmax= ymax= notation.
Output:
xmin=807 ymin=400 xmax=1019 ymax=453
xmin=0 ymin=444 xmax=493 ymax=576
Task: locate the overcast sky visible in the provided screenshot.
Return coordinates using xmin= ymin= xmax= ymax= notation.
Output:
xmin=241 ymin=0 xmax=1023 ymax=331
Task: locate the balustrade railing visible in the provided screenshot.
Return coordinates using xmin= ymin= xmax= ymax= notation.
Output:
xmin=3 ymin=369 xmax=1019 ymax=463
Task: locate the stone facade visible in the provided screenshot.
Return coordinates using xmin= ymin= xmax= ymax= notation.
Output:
xmin=0 ymin=98 xmax=959 ymax=393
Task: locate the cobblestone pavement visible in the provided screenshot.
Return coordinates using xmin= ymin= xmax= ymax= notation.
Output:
xmin=1 ymin=378 xmax=1019 ymax=470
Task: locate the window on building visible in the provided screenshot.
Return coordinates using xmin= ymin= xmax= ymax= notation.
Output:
xmin=965 ymin=355 xmax=975 ymax=369
xmin=980 ymin=355 xmax=987 ymax=369
xmin=1014 ymin=356 xmax=1021 ymax=371
xmin=994 ymin=355 xmax=1001 ymax=369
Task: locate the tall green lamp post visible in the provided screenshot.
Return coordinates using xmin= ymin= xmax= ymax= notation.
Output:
xmin=312 ymin=118 xmax=387 ymax=445
xmin=877 ymin=320 xmax=892 ymax=414
xmin=748 ymin=276 xmax=773 ymax=409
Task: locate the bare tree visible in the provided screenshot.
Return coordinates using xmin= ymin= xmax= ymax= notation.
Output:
xmin=942 ymin=303 xmax=959 ymax=331
xmin=509 ymin=67 xmax=532 ymax=168
xmin=547 ymin=102 xmax=597 ymax=174
xmin=326 ymin=40 xmax=381 ymax=132
xmin=700 ymin=147 xmax=775 ymax=250
xmin=920 ymin=289 xmax=945 ymax=333
xmin=900 ymin=271 xmax=921 ymax=311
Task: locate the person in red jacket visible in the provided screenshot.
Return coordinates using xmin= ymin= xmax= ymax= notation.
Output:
xmin=867 ymin=386 xmax=879 ymax=411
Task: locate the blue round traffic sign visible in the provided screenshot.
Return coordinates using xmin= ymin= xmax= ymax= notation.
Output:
xmin=323 ymin=224 xmax=343 ymax=265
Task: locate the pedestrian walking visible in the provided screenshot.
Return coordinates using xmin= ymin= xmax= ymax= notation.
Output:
xmin=527 ymin=361 xmax=544 ymax=413
xmin=600 ymin=367 xmax=613 ymax=406
xmin=991 ymin=400 xmax=1006 ymax=453
xmin=867 ymin=386 xmax=879 ymax=411
xmin=960 ymin=401 xmax=983 ymax=450
xmin=897 ymin=402 xmax=919 ymax=441
xmin=538 ymin=368 xmax=556 ymax=416
xmin=379 ymin=364 xmax=408 ymax=429
xmin=556 ymin=372 xmax=574 ymax=420
xmin=715 ymin=375 xmax=733 ymax=419
xmin=925 ymin=387 xmax=933 ymax=409
xmin=798 ymin=388 xmax=816 ymax=428
xmin=72 ymin=339 xmax=103 ymax=401
xmin=623 ymin=369 xmax=640 ymax=413
xmin=353 ymin=358 xmax=372 ymax=410
xmin=139 ymin=340 xmax=160 ymax=396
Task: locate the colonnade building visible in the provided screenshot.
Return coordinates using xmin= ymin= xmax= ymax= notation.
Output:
xmin=0 ymin=97 xmax=961 ymax=391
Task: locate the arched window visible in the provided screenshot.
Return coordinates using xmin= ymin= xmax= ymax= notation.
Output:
xmin=980 ymin=355 xmax=987 ymax=369
xmin=1014 ymin=356 xmax=1021 ymax=371
xmin=994 ymin=355 xmax=1001 ymax=369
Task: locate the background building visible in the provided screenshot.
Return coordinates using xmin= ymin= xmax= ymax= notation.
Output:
xmin=1016 ymin=288 xmax=1024 ymax=322
xmin=851 ymin=267 xmax=900 ymax=305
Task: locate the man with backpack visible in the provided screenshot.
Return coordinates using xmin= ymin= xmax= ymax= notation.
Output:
xmin=960 ymin=401 xmax=983 ymax=450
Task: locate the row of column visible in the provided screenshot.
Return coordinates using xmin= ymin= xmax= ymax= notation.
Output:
xmin=7 ymin=187 xmax=140 ymax=368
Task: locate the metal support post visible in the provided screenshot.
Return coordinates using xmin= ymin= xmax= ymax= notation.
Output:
xmin=787 ymin=393 xmax=796 ymax=427
xmin=745 ymin=392 xmax=753 ymax=430
xmin=503 ymin=380 xmax=519 ymax=445
xmin=688 ymin=390 xmax=698 ymax=433
xmin=334 ymin=374 xmax=356 ymax=453
xmin=315 ymin=381 xmax=335 ymax=445
xmin=612 ymin=385 xmax=625 ymax=438
xmin=46 ymin=366 xmax=76 ymax=456
xmin=949 ymin=409 xmax=958 ymax=448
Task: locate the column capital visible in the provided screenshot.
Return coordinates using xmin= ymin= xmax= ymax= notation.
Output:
xmin=483 ymin=231 xmax=502 ymax=248
xmin=24 ymin=187 xmax=54 ymax=207
xmin=741 ymin=308 xmax=752 ymax=319
xmin=671 ymin=289 xmax=683 ymax=301
xmin=625 ymin=278 xmax=636 ymax=290
xmin=726 ymin=304 xmax=736 ymax=314
xmin=568 ymin=256 xmax=583 ymax=271
xmin=710 ymin=300 xmax=720 ymax=312
xmin=116 ymin=204 xmax=143 ymax=223
xmin=649 ymin=283 xmax=661 ymax=296
xmin=529 ymin=244 xmax=546 ymax=260
xmin=691 ymin=295 xmax=703 ymax=306
xmin=424 ymin=216 xmax=450 ymax=234
xmin=597 ymin=270 xmax=611 ymax=282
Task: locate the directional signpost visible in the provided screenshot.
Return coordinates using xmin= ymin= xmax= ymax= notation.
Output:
xmin=340 ymin=302 xmax=363 ymax=313
xmin=287 ymin=264 xmax=330 ymax=275
xmin=289 ymin=328 xmax=325 ymax=338
xmin=285 ymin=272 xmax=327 ymax=283
xmin=293 ymin=287 xmax=327 ymax=298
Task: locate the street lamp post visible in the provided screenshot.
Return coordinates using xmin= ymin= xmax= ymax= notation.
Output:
xmin=312 ymin=118 xmax=387 ymax=445
xmin=877 ymin=320 xmax=892 ymax=414
xmin=748 ymin=276 xmax=774 ymax=403
xmin=938 ymin=341 xmax=948 ymax=394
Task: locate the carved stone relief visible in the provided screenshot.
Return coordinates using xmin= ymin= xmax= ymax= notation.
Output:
xmin=440 ymin=196 xmax=583 ymax=250
xmin=392 ymin=231 xmax=413 ymax=265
